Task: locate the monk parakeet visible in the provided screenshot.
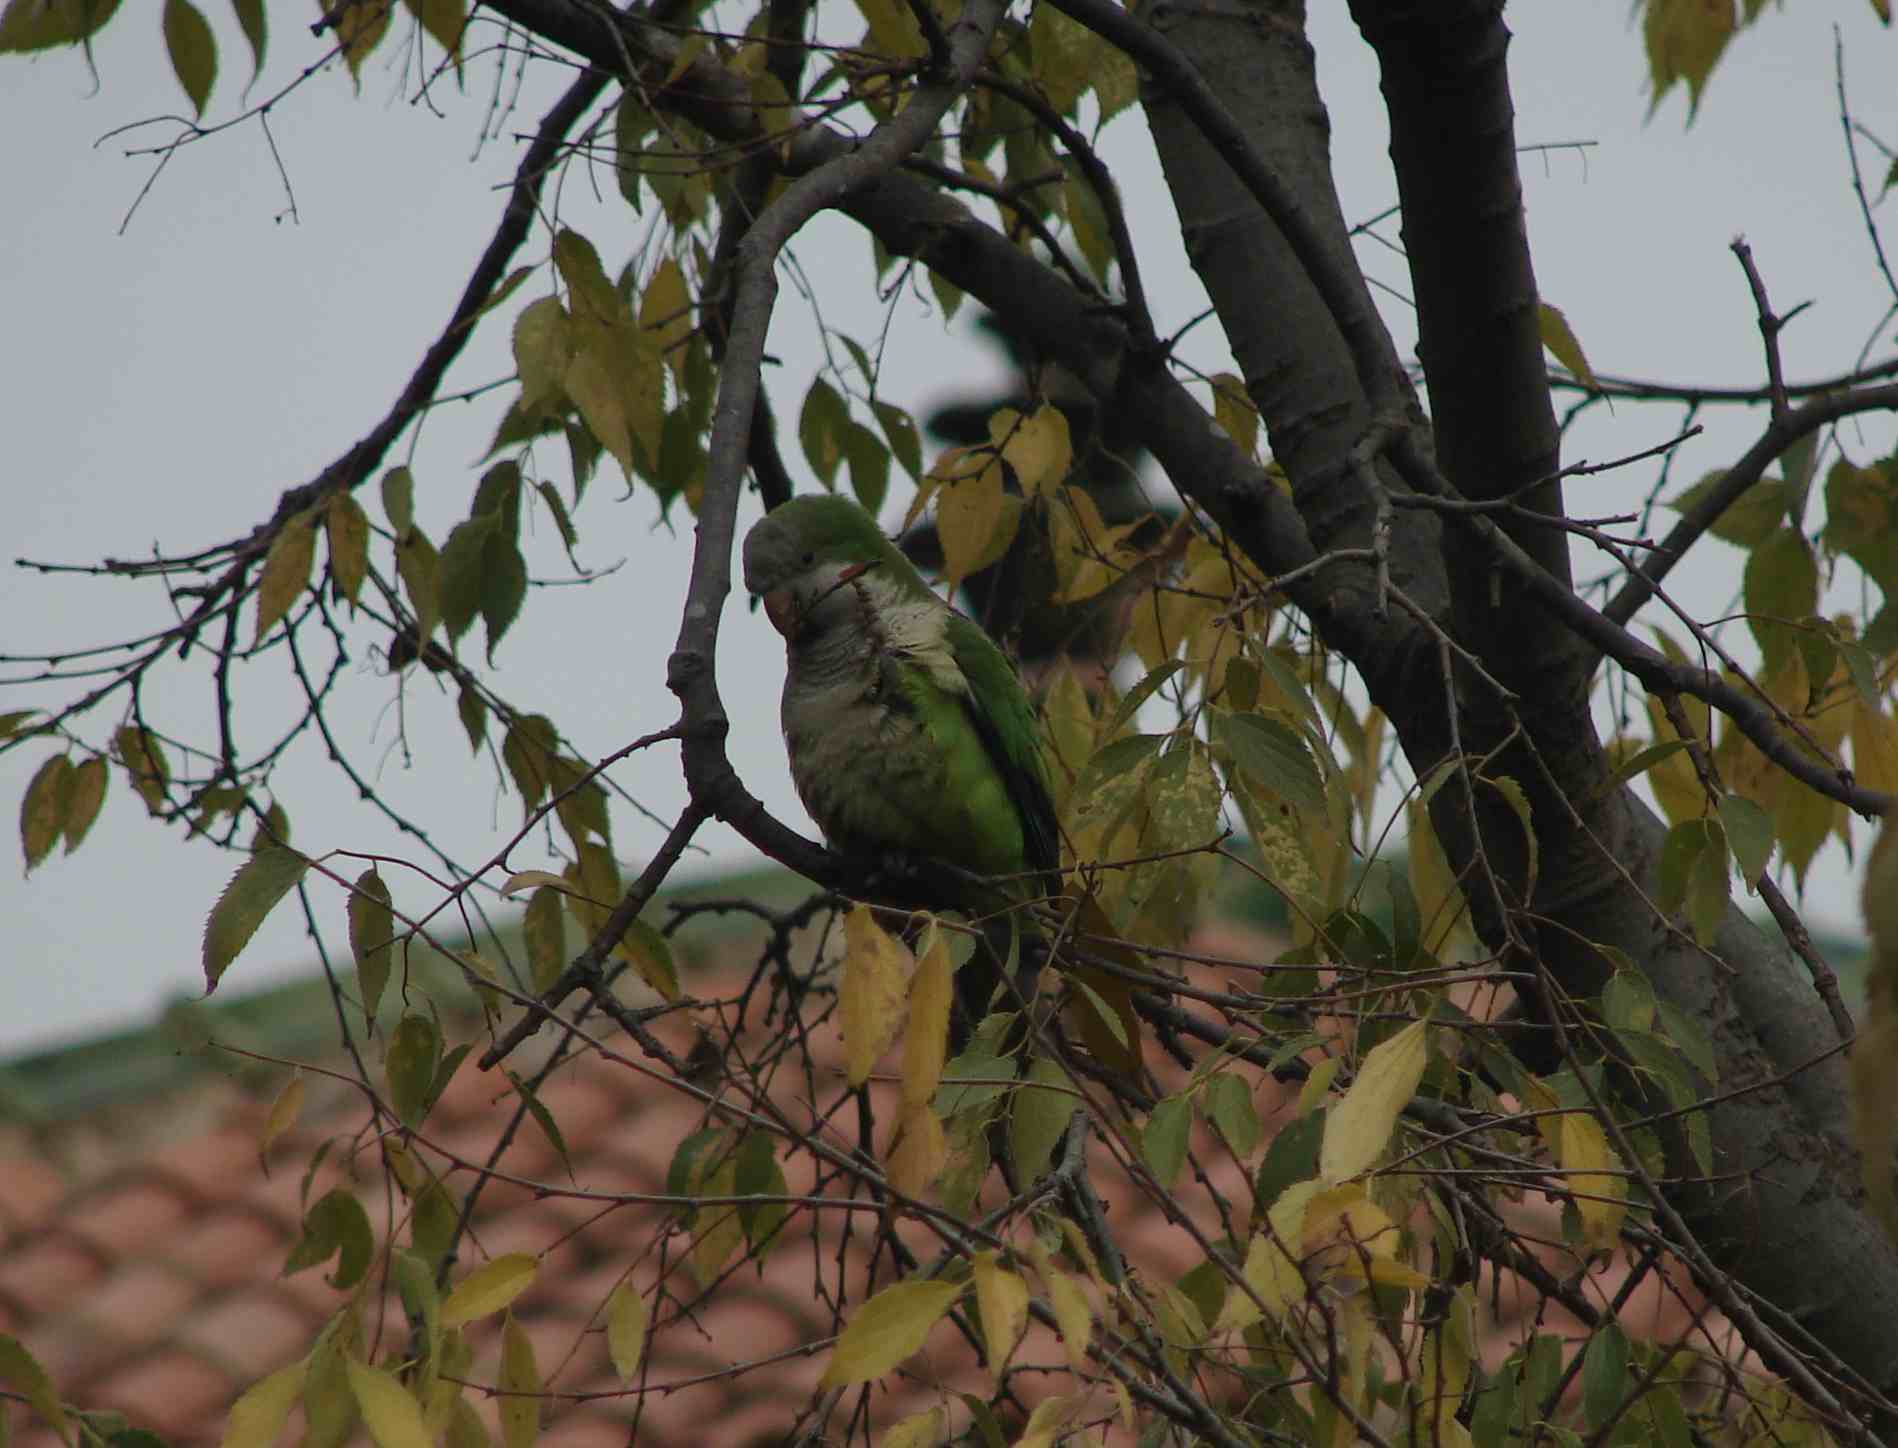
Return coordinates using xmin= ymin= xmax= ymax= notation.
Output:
xmin=743 ymin=494 xmax=1059 ymax=1024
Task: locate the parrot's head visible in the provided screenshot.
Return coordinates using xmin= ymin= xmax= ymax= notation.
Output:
xmin=743 ymin=495 xmax=906 ymax=642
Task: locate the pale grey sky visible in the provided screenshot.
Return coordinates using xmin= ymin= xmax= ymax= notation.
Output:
xmin=3 ymin=7 xmax=1894 ymax=1054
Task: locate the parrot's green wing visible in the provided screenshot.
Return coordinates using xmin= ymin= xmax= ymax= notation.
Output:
xmin=941 ymin=611 xmax=1060 ymax=883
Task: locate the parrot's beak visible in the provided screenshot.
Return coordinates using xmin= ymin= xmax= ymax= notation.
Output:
xmin=760 ymin=587 xmax=798 ymax=637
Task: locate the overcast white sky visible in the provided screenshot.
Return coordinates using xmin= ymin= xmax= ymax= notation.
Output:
xmin=3 ymin=6 xmax=1894 ymax=1056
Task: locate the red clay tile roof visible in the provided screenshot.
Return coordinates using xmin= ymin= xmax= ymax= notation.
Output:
xmin=0 ymin=919 xmax=1732 ymax=1446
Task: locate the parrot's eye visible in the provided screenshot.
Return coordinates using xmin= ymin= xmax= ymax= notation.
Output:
xmin=802 ymin=550 xmax=815 ymax=564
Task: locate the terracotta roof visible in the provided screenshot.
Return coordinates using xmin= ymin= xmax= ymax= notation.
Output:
xmin=0 ymin=907 xmax=1737 ymax=1446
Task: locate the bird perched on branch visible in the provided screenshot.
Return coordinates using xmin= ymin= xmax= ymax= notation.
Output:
xmin=742 ymin=493 xmax=1059 ymax=1035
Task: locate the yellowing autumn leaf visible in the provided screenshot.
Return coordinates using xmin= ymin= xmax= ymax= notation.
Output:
xmin=818 ymin=1278 xmax=964 ymax=1389
xmin=841 ymin=904 xmax=912 ymax=1086
xmin=440 ymin=1252 xmax=539 ymax=1327
xmin=989 ymin=403 xmax=1072 ymax=499
xmin=901 ymin=923 xmax=952 ymax=1108
xmin=1559 ymin=1113 xmax=1628 ymax=1251
xmin=1320 ymin=1020 xmax=1428 ymax=1183
xmin=972 ymin=1251 xmax=1029 ymax=1380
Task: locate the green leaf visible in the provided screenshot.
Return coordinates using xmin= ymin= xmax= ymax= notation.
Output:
xmin=381 ymin=465 xmax=416 ymax=534
xmin=1716 ymin=791 xmax=1774 ymax=887
xmin=0 ymin=1332 xmax=70 ymax=1439
xmin=203 ymin=846 xmax=310 ymax=990
xmin=1143 ymin=1094 xmax=1192 ymax=1187
xmin=1743 ymin=525 xmax=1819 ymax=681
xmin=1597 ymin=737 xmax=1692 ymax=799
xmin=799 ymin=376 xmax=848 ymax=486
xmin=0 ymin=0 xmax=122 ymax=52
xmin=229 ymin=0 xmax=265 ymax=84
xmin=348 ymin=868 xmax=395 ymax=1026
xmin=457 ymin=685 xmax=488 ymax=753
xmin=842 ymin=419 xmax=891 ymax=516
xmin=1581 ymin=1322 xmax=1631 ymax=1430
xmin=1202 ymin=1072 xmax=1262 ymax=1157
xmin=163 ymin=0 xmax=216 ymax=116
xmin=386 ymin=1013 xmax=443 ymax=1127
xmin=1074 ymin=731 xmax=1165 ymax=800
xmin=874 ymin=401 xmax=922 ymax=482
xmin=1211 ymin=708 xmax=1326 ymax=814
xmin=284 ymin=1187 xmax=373 ymax=1289
xmin=1657 ymin=817 xmax=1728 ymax=946
xmin=1668 ymin=470 xmax=1788 ymax=548
xmin=505 ymin=1066 xmax=571 ymax=1170
xmin=1480 ymin=773 xmax=1539 ymax=902
xmin=1009 ymin=1057 xmax=1075 ymax=1182
xmin=395 ymin=527 xmax=442 ymax=652
xmin=734 ymin=1130 xmax=789 ymax=1252
xmin=512 ymin=295 xmax=572 ymax=417
xmin=1108 ymin=659 xmax=1185 ymax=736
xmin=440 ymin=512 xmax=498 ymax=644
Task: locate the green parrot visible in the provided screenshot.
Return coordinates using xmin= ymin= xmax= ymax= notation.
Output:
xmin=742 ymin=493 xmax=1059 ymax=1028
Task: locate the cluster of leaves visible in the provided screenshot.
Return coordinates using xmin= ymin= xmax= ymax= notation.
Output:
xmin=5 ymin=0 xmax=1898 ymax=1445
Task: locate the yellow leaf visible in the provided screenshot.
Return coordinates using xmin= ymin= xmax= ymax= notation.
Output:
xmin=220 ymin=1359 xmax=308 ymax=1448
xmin=972 ymin=1251 xmax=1029 ymax=1379
xmin=989 ymin=404 xmax=1072 ymax=499
xmin=1538 ymin=300 xmax=1598 ymax=389
xmin=1015 ymin=1393 xmax=1083 ymax=1448
xmin=259 ymin=1072 xmax=305 ymax=1163
xmin=1296 ymin=1055 xmax=1341 ymax=1117
xmin=936 ymin=467 xmax=1021 ymax=590
xmin=1210 ymin=372 xmax=1259 ymax=457
xmin=254 ymin=510 xmax=318 ymax=644
xmin=841 ymin=904 xmax=912 ymax=1086
xmin=19 ymin=753 xmax=72 ymax=870
xmin=605 ymin=1282 xmax=649 ymax=1379
xmin=902 ymin=923 xmax=952 ymax=1108
xmin=335 ymin=0 xmax=391 ymax=84
xmin=1644 ymin=0 xmax=1735 ymax=117
xmin=1559 ymin=1113 xmax=1627 ymax=1251
xmin=639 ymin=256 xmax=693 ymax=375
xmin=113 ymin=725 xmax=170 ymax=815
xmin=346 ymin=1359 xmax=432 ymax=1448
xmin=818 ymin=1278 xmax=963 ymax=1389
xmin=1320 ymin=1020 xmax=1428 ymax=1183
xmin=499 ymin=1312 xmax=541 ymax=1448
xmin=326 ymin=493 xmax=370 ymax=605
xmin=500 ymin=869 xmax=574 ymax=898
xmin=887 ymin=1100 xmax=947 ymax=1198
xmin=1044 ymin=1265 xmax=1093 ymax=1372
xmin=401 ymin=0 xmax=467 ymax=62
xmin=396 ymin=526 xmax=442 ymax=650
xmin=687 ymin=1160 xmax=744 ymax=1285
xmin=1853 ymin=702 xmax=1898 ymax=799
xmin=1217 ymin=1181 xmax=1317 ymax=1330
xmin=880 ymin=1406 xmax=948 ymax=1448
xmin=441 ymin=1252 xmax=539 ymax=1327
